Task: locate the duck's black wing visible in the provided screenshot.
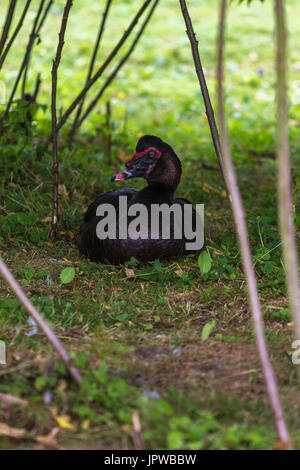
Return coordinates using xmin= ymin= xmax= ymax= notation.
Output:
xmin=83 ymin=188 xmax=137 ymax=223
xmin=78 ymin=188 xmax=137 ymax=262
xmin=174 ymin=197 xmax=205 ymax=254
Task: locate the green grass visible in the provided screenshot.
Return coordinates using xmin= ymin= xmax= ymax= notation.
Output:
xmin=0 ymin=0 xmax=300 ymax=450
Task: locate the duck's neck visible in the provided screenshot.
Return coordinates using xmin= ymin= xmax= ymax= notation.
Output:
xmin=133 ymin=151 xmax=181 ymax=204
xmin=146 ymin=151 xmax=182 ymax=190
xmin=134 ymin=183 xmax=175 ymax=204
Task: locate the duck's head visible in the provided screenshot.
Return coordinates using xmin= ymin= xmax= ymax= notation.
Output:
xmin=111 ymin=135 xmax=182 ymax=190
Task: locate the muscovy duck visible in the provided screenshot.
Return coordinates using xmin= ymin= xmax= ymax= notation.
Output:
xmin=78 ymin=135 xmax=203 ymax=264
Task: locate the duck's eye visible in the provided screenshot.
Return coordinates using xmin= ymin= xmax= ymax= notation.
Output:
xmin=148 ymin=151 xmax=156 ymax=158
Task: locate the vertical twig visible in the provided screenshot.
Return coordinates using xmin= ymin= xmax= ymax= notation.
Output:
xmin=0 ymin=256 xmax=82 ymax=385
xmin=106 ymin=100 xmax=112 ymax=164
xmin=32 ymin=72 xmax=41 ymax=102
xmin=55 ymin=0 xmax=152 ymax=134
xmin=0 ymin=0 xmax=32 ymax=71
xmin=217 ymin=0 xmax=291 ymax=449
xmin=179 ymin=0 xmax=292 ymax=449
xmin=49 ymin=0 xmax=73 ymax=239
xmin=131 ymin=411 xmax=145 ymax=450
xmin=36 ymin=0 xmax=54 ymax=36
xmin=78 ymin=0 xmax=160 ymax=129
xmin=21 ymin=0 xmax=53 ymax=99
xmin=1 ymin=0 xmax=46 ymax=123
xmin=274 ymin=0 xmax=300 ymax=353
xmin=178 ymin=0 xmax=225 ymax=179
xmin=68 ymin=0 xmax=113 ymax=148
xmin=0 ymin=0 xmax=17 ymax=58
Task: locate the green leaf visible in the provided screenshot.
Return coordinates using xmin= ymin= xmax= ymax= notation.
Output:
xmin=198 ymin=250 xmax=212 ymax=274
xmin=24 ymin=266 xmax=35 ymax=280
xmin=60 ymin=267 xmax=75 ymax=284
xmin=38 ymin=269 xmax=48 ymax=279
xmin=167 ymin=430 xmax=183 ymax=449
xmin=117 ymin=313 xmax=130 ymax=322
xmin=154 ymin=259 xmax=163 ymax=271
xmin=35 ymin=376 xmax=48 ymax=391
xmin=17 ymin=212 xmax=38 ymax=226
xmin=201 ymin=319 xmax=216 ymax=341
xmin=155 ymin=399 xmax=174 ymax=416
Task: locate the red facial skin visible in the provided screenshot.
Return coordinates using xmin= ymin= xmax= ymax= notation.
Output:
xmin=126 ymin=146 xmax=162 ymax=164
xmin=114 ymin=147 xmax=162 ymax=181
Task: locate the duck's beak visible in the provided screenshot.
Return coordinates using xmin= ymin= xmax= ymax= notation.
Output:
xmin=111 ymin=170 xmax=133 ymax=182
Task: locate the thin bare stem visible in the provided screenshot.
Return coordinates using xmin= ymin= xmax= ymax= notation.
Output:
xmin=0 ymin=0 xmax=32 ymax=71
xmin=0 ymin=0 xmax=17 ymax=58
xmin=178 ymin=0 xmax=224 ymax=179
xmin=78 ymin=0 xmax=159 ymax=128
xmin=1 ymin=0 xmax=46 ymax=123
xmin=217 ymin=0 xmax=291 ymax=448
xmin=49 ymin=0 xmax=73 ymax=238
xmin=106 ymin=100 xmax=112 ymax=164
xmin=68 ymin=0 xmax=113 ymax=148
xmin=36 ymin=0 xmax=54 ymax=37
xmin=131 ymin=411 xmax=145 ymax=450
xmin=32 ymin=72 xmax=41 ymax=102
xmin=0 ymin=256 xmax=82 ymax=385
xmin=55 ymin=0 xmax=152 ymax=134
xmin=179 ymin=0 xmax=292 ymax=449
xmin=274 ymin=0 xmax=300 ymax=348
xmin=21 ymin=0 xmax=53 ymax=99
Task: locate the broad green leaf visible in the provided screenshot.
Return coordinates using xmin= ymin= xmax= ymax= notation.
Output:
xmin=24 ymin=266 xmax=35 ymax=280
xmin=198 ymin=250 xmax=212 ymax=274
xmin=35 ymin=376 xmax=48 ymax=391
xmin=117 ymin=313 xmax=130 ymax=322
xmin=201 ymin=320 xmax=216 ymax=341
xmin=167 ymin=430 xmax=183 ymax=449
xmin=60 ymin=267 xmax=75 ymax=284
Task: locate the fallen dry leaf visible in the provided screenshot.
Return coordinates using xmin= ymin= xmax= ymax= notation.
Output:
xmin=125 ymin=268 xmax=135 ymax=277
xmin=58 ymin=184 xmax=68 ymax=197
xmin=0 ymin=422 xmax=26 ymax=438
xmin=0 ymin=393 xmax=28 ymax=407
xmin=175 ymin=269 xmax=183 ymax=278
xmin=55 ymin=415 xmax=75 ymax=431
xmin=35 ymin=427 xmax=60 ymax=449
xmin=81 ymin=419 xmax=90 ymax=431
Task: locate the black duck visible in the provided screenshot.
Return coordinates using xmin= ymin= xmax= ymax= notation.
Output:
xmin=78 ymin=135 xmax=203 ymax=264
